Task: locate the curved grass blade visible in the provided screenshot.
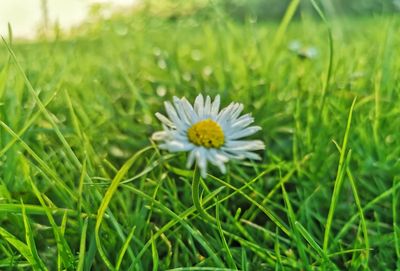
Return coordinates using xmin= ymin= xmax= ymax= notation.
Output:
xmin=95 ymin=146 xmax=152 ymax=270
xmin=215 ymin=199 xmax=237 ymax=269
xmin=115 ymin=226 xmax=137 ymax=270
xmin=295 ymin=221 xmax=337 ymax=269
xmin=20 ymin=201 xmax=48 ymax=271
xmin=209 ymin=175 xmax=290 ymax=237
xmin=0 ymin=227 xmax=39 ymax=270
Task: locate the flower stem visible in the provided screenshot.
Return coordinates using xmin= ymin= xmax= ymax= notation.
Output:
xmin=192 ymin=170 xmax=216 ymax=223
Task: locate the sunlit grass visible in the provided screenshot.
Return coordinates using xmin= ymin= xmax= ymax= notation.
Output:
xmin=0 ymin=3 xmax=399 ymax=270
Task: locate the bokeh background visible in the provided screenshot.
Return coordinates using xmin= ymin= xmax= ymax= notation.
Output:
xmin=1 ymin=0 xmax=400 ymax=40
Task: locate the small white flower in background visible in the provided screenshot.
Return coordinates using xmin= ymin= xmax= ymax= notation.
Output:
xmin=302 ymin=47 xmax=318 ymax=59
xmin=288 ymin=40 xmax=318 ymax=59
xmin=152 ymin=94 xmax=265 ymax=178
xmin=288 ymin=40 xmax=302 ymax=52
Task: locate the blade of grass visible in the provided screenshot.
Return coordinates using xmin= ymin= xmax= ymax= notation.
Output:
xmin=0 ymin=227 xmax=38 ymax=270
xmin=77 ymin=218 xmax=89 ymax=271
xmin=336 ymin=178 xmax=400 ymax=243
xmin=0 ymin=120 xmax=76 ymax=203
xmin=0 ymin=59 xmax=9 ymax=100
xmin=294 ymin=221 xmax=337 ymax=269
xmin=1 ymin=37 xmax=82 ymax=172
xmin=310 ymin=0 xmax=334 ymax=120
xmin=125 ymin=185 xmax=226 ymax=270
xmin=274 ymin=228 xmax=284 ymax=271
xmin=346 ymin=167 xmax=369 ymax=267
xmin=248 ymin=156 xmax=309 ymax=221
xmin=151 ymin=231 xmax=159 ymax=271
xmin=323 ymin=98 xmax=356 ymax=252
xmin=20 ymin=200 xmax=48 ymax=271
xmin=241 ymin=247 xmax=248 ymax=271
xmin=115 ymin=226 xmax=137 ymax=270
xmin=271 ymin=0 xmax=301 ymax=51
xmin=95 ymin=146 xmax=152 ymax=270
xmin=58 ymin=211 xmax=68 ymax=271
xmin=215 ymin=198 xmax=237 ymax=270
xmin=393 ymin=177 xmax=400 ymax=266
xmin=21 ymin=157 xmax=75 ymax=269
xmin=0 ymin=203 xmax=92 ymax=217
xmin=281 ymin=182 xmax=310 ymax=270
xmin=0 ymin=90 xmax=58 ymax=157
xmin=209 ymin=175 xmax=290 ymax=237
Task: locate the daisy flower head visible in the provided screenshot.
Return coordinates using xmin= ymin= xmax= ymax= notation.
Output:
xmin=152 ymin=94 xmax=265 ymax=178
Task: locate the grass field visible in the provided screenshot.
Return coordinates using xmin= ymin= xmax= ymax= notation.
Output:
xmin=0 ymin=1 xmax=399 ymax=270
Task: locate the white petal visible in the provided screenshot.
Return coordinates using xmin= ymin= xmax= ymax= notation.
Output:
xmin=219 ymin=150 xmax=246 ymax=160
xmin=186 ymin=149 xmax=197 ymax=169
xmin=211 ymin=149 xmax=229 ymax=163
xmin=155 ymin=112 xmax=174 ymax=128
xmin=227 ymin=126 xmax=262 ymax=140
xmin=208 ymin=149 xmax=227 ymax=174
xmin=152 ymin=131 xmax=169 ymax=141
xmin=218 ymin=163 xmax=226 ymax=174
xmin=170 ymin=131 xmax=189 ymax=141
xmin=194 ymin=94 xmax=204 ymax=117
xmin=204 ymin=95 xmax=212 ymax=116
xmin=160 ymin=141 xmax=194 ymax=152
xmin=238 ymin=151 xmax=262 ymax=160
xmin=222 ymin=114 xmax=254 ymax=135
xmin=222 ymin=103 xmax=241 ymax=123
xmin=164 ymin=101 xmax=183 ymax=128
xmin=196 ymin=148 xmax=208 ymax=178
xmin=231 ymin=103 xmax=244 ymax=120
xmin=181 ymin=97 xmax=198 ymax=123
xmin=173 ymin=97 xmax=190 ymax=125
xmin=222 ymin=150 xmax=262 ymax=161
xmin=236 ymin=113 xmax=252 ymax=122
xmin=223 ymin=140 xmax=265 ymax=151
xmin=231 ymin=114 xmax=254 ymax=129
xmin=217 ymin=102 xmax=236 ymax=123
xmin=211 ymin=95 xmax=220 ymax=115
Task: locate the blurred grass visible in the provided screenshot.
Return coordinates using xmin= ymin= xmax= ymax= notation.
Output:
xmin=0 ymin=1 xmax=399 ymax=270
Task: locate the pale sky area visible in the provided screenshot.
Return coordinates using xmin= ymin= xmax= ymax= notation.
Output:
xmin=0 ymin=0 xmax=138 ymax=39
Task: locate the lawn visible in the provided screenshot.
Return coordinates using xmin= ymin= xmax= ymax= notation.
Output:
xmin=0 ymin=1 xmax=399 ymax=270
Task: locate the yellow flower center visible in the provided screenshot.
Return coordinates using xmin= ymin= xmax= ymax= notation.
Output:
xmin=187 ymin=119 xmax=224 ymax=148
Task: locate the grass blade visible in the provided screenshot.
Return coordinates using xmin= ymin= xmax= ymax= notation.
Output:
xmin=0 ymin=227 xmax=38 ymax=269
xmin=21 ymin=157 xmax=75 ymax=269
xmin=95 ymin=146 xmax=152 ymax=270
xmin=346 ymin=167 xmax=369 ymax=267
xmin=323 ymin=98 xmax=356 ymax=252
xmin=77 ymin=218 xmax=89 ymax=271
xmin=115 ymin=226 xmax=137 ymax=270
xmin=281 ymin=182 xmax=310 ymax=270
xmin=20 ymin=200 xmax=48 ymax=270
xmin=215 ymin=198 xmax=237 ymax=269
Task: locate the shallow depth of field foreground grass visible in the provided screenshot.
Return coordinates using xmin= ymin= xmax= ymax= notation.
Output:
xmin=0 ymin=2 xmax=400 ymax=270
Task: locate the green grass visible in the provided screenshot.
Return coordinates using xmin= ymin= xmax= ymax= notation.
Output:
xmin=0 ymin=2 xmax=400 ymax=270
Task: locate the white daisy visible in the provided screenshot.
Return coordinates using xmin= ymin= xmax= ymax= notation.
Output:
xmin=152 ymin=94 xmax=265 ymax=178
